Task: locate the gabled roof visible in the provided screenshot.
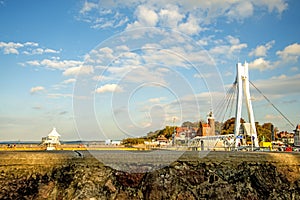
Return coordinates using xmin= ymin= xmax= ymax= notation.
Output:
xmin=48 ymin=127 xmax=61 ymax=137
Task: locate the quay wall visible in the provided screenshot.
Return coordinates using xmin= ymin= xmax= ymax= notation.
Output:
xmin=0 ymin=151 xmax=299 ymax=199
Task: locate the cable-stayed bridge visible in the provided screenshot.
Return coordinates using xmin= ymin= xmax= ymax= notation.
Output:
xmin=188 ymin=62 xmax=294 ymax=151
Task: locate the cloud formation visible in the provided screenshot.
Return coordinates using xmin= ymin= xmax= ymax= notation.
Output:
xmin=249 ymin=40 xmax=275 ymax=57
xmin=30 ymin=86 xmax=45 ymax=94
xmin=95 ymin=84 xmax=124 ymax=93
xmin=0 ymin=41 xmax=59 ymax=55
xmin=248 ymin=57 xmax=273 ymax=71
xmin=63 ymin=66 xmax=94 ymax=76
xmin=78 ymin=0 xmax=288 ymax=35
xmin=276 ymin=43 xmax=300 ymax=62
xmin=0 ymin=41 xmax=37 ymax=54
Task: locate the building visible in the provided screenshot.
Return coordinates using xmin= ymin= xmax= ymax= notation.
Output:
xmin=156 ymin=135 xmax=169 ymax=146
xmin=294 ymin=124 xmax=300 ymax=147
xmin=41 ymin=127 xmax=61 ymax=150
xmin=276 ymin=131 xmax=294 ymax=146
xmin=173 ymin=112 xmax=216 ymax=146
xmin=174 ymin=126 xmax=198 ymax=145
xmin=196 ymin=112 xmax=215 ymax=137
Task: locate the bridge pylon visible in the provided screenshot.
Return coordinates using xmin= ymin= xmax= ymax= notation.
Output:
xmin=234 ymin=62 xmax=259 ymax=148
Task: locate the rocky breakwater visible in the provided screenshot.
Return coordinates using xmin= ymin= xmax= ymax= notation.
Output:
xmin=0 ymin=150 xmax=299 ymax=200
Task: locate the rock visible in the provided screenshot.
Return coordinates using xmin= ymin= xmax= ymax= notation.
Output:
xmin=105 ymin=179 xmax=116 ymax=193
xmin=0 ymin=151 xmax=299 ymax=199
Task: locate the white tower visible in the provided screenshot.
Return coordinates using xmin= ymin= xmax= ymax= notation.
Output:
xmin=234 ymin=62 xmax=259 ymax=148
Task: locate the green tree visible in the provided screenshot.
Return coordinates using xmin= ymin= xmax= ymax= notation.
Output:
xmin=221 ymin=117 xmax=245 ymax=135
xmin=122 ymin=138 xmax=146 ymax=145
xmin=181 ymin=121 xmax=193 ymax=127
xmin=256 ymin=122 xmax=273 ymax=142
xmin=215 ymin=121 xmax=223 ymax=135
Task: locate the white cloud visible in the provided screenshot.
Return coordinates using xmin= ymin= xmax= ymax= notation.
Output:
xmin=136 ymin=5 xmax=158 ymax=26
xmin=93 ymin=75 xmax=113 ymax=82
xmin=0 ymin=41 xmax=59 ymax=55
xmin=227 ymin=1 xmax=254 ymax=20
xmin=32 ymin=48 xmax=44 ymax=55
xmin=209 ymin=36 xmax=247 ymax=56
xmin=178 ymin=14 xmax=203 ymax=35
xmin=226 ymin=35 xmax=240 ymax=45
xmin=126 ymin=5 xmax=158 ymax=29
xmin=63 ymin=66 xmax=94 ymax=76
xmin=249 ymin=40 xmax=275 ymax=57
xmin=248 ymin=57 xmax=273 ymax=71
xmin=251 ymin=0 xmax=287 ymax=14
xmin=95 ymin=83 xmax=123 ymax=93
xmin=148 ymin=97 xmax=166 ymax=103
xmin=84 ymin=47 xmax=114 ymax=64
xmin=80 ymin=1 xmax=98 ymax=14
xmin=248 ymin=43 xmax=300 ymax=71
xmin=276 ymin=43 xmax=300 ymax=62
xmin=99 ymin=47 xmax=113 ymax=54
xmin=271 ymin=74 xmax=287 ymax=80
xmin=78 ymin=0 xmax=288 ymax=33
xmin=26 ymin=58 xmax=83 ymax=70
xmin=197 ymin=36 xmax=214 ymax=46
xmin=45 ymin=48 xmax=60 ymax=53
xmin=252 ymin=73 xmax=300 ymax=97
xmin=26 ymin=60 xmax=40 ymax=66
xmin=159 ymin=5 xmax=184 ymax=27
xmin=107 ymin=65 xmax=139 ymax=76
xmin=62 ymin=78 xmax=76 ymax=84
xmin=264 ymin=114 xmax=281 ymax=120
xmin=30 ymin=86 xmax=45 ymax=94
xmin=230 ymin=43 xmax=248 ymax=52
xmin=47 ymin=93 xmax=73 ymax=99
xmin=5 ymin=47 xmax=19 ymax=54
xmin=116 ymin=45 xmax=130 ymax=52
xmin=28 ymin=48 xmax=60 ymax=55
xmin=0 ymin=41 xmax=24 ymax=54
xmin=41 ymin=59 xmax=79 ymax=69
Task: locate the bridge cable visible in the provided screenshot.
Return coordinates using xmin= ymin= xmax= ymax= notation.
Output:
xmin=228 ymin=83 xmax=237 ymax=118
xmin=214 ymin=84 xmax=237 ymax=122
xmin=249 ymin=80 xmax=294 ymax=128
xmin=222 ymin=85 xmax=236 ymax=122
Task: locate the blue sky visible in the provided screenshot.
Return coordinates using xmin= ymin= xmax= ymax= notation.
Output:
xmin=0 ymin=0 xmax=300 ymax=141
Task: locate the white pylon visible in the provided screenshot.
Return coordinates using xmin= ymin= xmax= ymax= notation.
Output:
xmin=234 ymin=62 xmax=259 ymax=148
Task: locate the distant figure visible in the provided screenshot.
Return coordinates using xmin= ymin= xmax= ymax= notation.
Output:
xmin=73 ymin=150 xmax=84 ymax=158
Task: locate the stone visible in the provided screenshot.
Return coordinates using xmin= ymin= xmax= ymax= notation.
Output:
xmin=0 ymin=151 xmax=299 ymax=199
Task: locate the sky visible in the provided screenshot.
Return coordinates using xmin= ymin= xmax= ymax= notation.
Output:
xmin=0 ymin=0 xmax=300 ymax=141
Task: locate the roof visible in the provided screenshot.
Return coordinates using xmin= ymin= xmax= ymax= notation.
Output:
xmin=48 ymin=127 xmax=61 ymax=137
xmin=176 ymin=127 xmax=199 ymax=132
xmin=202 ymin=123 xmax=210 ymax=127
xmin=157 ymin=135 xmax=168 ymax=141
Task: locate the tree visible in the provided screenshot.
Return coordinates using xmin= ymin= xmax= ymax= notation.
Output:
xmin=181 ymin=121 xmax=199 ymax=128
xmin=215 ymin=121 xmax=223 ymax=135
xmin=122 ymin=138 xmax=146 ymax=146
xmin=221 ymin=117 xmax=245 ymax=135
xmin=255 ymin=122 xmax=273 ymax=142
xmin=161 ymin=126 xmax=176 ymax=139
